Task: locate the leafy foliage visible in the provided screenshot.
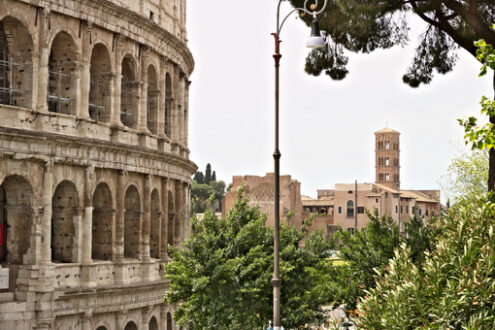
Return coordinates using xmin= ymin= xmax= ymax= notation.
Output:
xmin=192 ymin=163 xmax=226 ymax=213
xmin=440 ymin=149 xmax=489 ymax=203
xmin=289 ymin=0 xmax=495 ymax=87
xmin=165 ymin=190 xmax=338 ymax=329
xmin=326 ymin=211 xmax=438 ymax=311
xmin=357 ymin=193 xmax=495 ymax=328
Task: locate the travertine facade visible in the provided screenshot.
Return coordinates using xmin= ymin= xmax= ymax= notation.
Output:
xmin=0 ymin=0 xmax=195 ymax=329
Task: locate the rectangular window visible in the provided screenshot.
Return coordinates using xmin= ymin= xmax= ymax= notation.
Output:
xmin=338 ymin=206 xmax=342 ymax=214
xmin=385 ymin=192 xmax=388 ymax=198
xmin=385 ymin=174 xmax=390 ymax=181
xmin=395 ymin=205 xmax=398 ymax=214
xmin=393 ymin=193 xmax=399 ymax=198
xmin=385 ymin=141 xmax=390 ymax=150
xmin=357 ymin=206 xmax=365 ymax=214
xmin=385 ymin=157 xmax=390 ymax=166
xmin=375 ymin=198 xmax=379 ymax=203
xmin=401 ymin=205 xmax=403 ymax=213
xmin=347 ymin=228 xmax=354 ymax=234
xmin=418 ymin=208 xmax=421 ymax=216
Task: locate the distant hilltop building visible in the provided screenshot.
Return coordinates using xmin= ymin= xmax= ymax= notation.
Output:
xmin=0 ymin=0 xmax=194 ymax=329
xmin=223 ymin=127 xmax=441 ymax=237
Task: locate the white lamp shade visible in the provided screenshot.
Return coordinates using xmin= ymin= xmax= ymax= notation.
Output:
xmin=306 ymin=36 xmax=326 ymax=49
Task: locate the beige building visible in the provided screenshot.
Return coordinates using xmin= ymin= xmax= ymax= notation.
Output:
xmin=333 ymin=128 xmax=441 ymax=233
xmin=0 ymin=0 xmax=195 ymax=329
xmin=222 ymin=174 xmax=304 ymax=229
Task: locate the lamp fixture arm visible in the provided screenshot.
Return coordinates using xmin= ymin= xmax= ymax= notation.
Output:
xmin=276 ymin=0 xmax=328 ymax=36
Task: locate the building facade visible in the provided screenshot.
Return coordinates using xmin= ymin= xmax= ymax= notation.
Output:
xmin=0 ymin=0 xmax=195 ymax=329
xmin=333 ymin=128 xmax=440 ymax=233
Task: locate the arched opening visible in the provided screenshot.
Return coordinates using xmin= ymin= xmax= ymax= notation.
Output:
xmin=164 ymin=73 xmax=172 ymax=137
xmin=124 ymin=321 xmax=138 ymax=330
xmin=346 ymin=200 xmax=354 ymax=218
xmin=147 ymin=65 xmax=158 ymax=134
xmin=48 ymin=31 xmax=78 ymax=115
xmin=167 ymin=191 xmax=174 ymax=255
xmin=149 ymin=316 xmax=158 ymax=330
xmin=121 ymin=56 xmax=138 ymax=128
xmin=52 ymin=181 xmax=79 ymax=263
xmin=89 ymin=44 xmax=111 ymax=122
xmin=124 ymin=185 xmax=140 ymax=259
xmin=92 ymin=183 xmax=113 ymax=261
xmin=167 ymin=313 xmax=173 ymax=330
xmin=150 ymin=189 xmax=160 ymax=258
xmin=95 ymin=327 xmax=108 ymax=330
xmin=0 ymin=17 xmax=33 ymax=108
xmin=0 ymin=175 xmax=33 ymax=264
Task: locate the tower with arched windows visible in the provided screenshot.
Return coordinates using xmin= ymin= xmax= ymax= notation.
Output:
xmin=0 ymin=0 xmax=193 ymax=328
xmin=375 ymin=127 xmax=400 ymax=190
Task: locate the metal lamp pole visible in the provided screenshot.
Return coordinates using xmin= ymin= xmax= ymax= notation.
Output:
xmin=271 ymin=1 xmax=327 ymax=329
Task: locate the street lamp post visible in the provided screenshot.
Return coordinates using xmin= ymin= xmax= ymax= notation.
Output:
xmin=271 ymin=1 xmax=327 ymax=329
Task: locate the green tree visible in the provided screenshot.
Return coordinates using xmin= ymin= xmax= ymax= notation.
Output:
xmin=459 ymin=36 xmax=495 ymax=190
xmin=440 ymin=149 xmax=488 ymax=203
xmin=165 ymin=191 xmax=337 ymax=329
xmin=204 ymin=163 xmax=212 ymax=184
xmin=326 ymin=211 xmax=438 ymax=312
xmin=191 ymin=181 xmax=214 ymax=213
xmin=212 ymin=170 xmax=217 ymax=182
xmin=193 ymin=171 xmax=204 ymax=184
xmin=357 ymin=194 xmax=495 ymax=328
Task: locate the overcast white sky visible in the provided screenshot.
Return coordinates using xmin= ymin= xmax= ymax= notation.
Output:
xmin=186 ymin=0 xmax=492 ymax=199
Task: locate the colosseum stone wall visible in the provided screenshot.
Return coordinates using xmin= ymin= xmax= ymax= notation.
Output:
xmin=0 ymin=0 xmax=195 ymax=329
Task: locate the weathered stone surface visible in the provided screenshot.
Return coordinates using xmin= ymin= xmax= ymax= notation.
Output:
xmin=0 ymin=0 xmax=195 ymax=328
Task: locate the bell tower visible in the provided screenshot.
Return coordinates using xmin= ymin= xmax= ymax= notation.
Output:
xmin=375 ymin=127 xmax=400 ymax=190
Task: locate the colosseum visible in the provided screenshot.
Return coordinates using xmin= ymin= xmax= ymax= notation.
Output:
xmin=0 ymin=0 xmax=195 ymax=329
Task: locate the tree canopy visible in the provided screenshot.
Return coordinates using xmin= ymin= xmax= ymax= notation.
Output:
xmin=289 ymin=0 xmax=495 ymax=87
xmin=165 ymin=190 xmax=337 ymax=329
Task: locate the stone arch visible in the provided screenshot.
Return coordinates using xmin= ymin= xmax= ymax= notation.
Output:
xmin=150 ymin=189 xmax=160 ymax=258
xmin=124 ymin=321 xmax=138 ymax=330
xmin=167 ymin=191 xmax=174 ymax=253
xmin=147 ymin=64 xmax=158 ymax=134
xmin=0 ymin=16 xmax=34 ymax=108
xmin=124 ymin=185 xmax=141 ymax=259
xmin=164 ymin=72 xmax=172 ymax=137
xmin=48 ymin=31 xmax=78 ymax=115
xmin=149 ymin=316 xmax=158 ymax=330
xmin=89 ymin=43 xmax=112 ymax=122
xmin=95 ymin=327 xmax=108 ymax=330
xmin=92 ymin=182 xmax=113 ymax=261
xmin=52 ymin=181 xmax=79 ymax=263
xmin=167 ymin=312 xmax=173 ymax=330
xmin=121 ymin=55 xmax=138 ymax=129
xmin=0 ymin=175 xmax=34 ymax=264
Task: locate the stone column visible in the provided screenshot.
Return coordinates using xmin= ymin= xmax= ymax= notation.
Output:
xmin=82 ymin=166 xmax=94 ymax=264
xmin=184 ymin=80 xmax=190 ymax=147
xmin=79 ymin=60 xmax=91 ymax=119
xmin=171 ymin=65 xmax=181 ymax=145
xmin=161 ymin=178 xmax=170 ymax=260
xmin=174 ymin=181 xmax=183 ymax=246
xmin=158 ymin=56 xmax=167 ymax=138
xmin=71 ymin=63 xmax=82 ymax=117
xmin=139 ymin=48 xmax=150 ymax=132
xmin=115 ymin=170 xmax=125 ymax=262
xmin=41 ymin=161 xmax=53 ymax=264
xmin=37 ymin=9 xmax=50 ymax=112
xmin=79 ymin=22 xmax=92 ymax=119
xmin=82 ymin=311 xmax=92 ymax=330
xmin=114 ymin=170 xmax=125 ymax=284
xmin=111 ymin=35 xmax=124 ymax=126
xmin=142 ymin=175 xmax=151 ymax=261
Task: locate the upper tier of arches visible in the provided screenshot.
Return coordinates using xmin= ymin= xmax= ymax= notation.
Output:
xmin=0 ymin=2 xmax=192 ymax=158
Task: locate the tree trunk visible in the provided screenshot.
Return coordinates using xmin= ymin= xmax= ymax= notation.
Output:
xmin=489 ymin=72 xmax=495 ymax=192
